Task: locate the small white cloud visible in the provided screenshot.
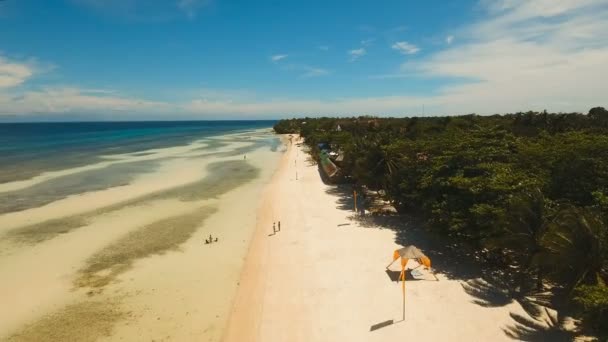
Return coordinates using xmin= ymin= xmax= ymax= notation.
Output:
xmin=281 ymin=64 xmax=330 ymax=78
xmin=318 ymin=45 xmax=330 ymax=51
xmin=348 ymin=48 xmax=366 ymax=61
xmin=361 ymin=38 xmax=375 ymax=46
xmin=0 ymin=56 xmax=35 ymax=88
xmin=177 ymin=0 xmax=210 ymax=18
xmin=300 ymin=67 xmax=329 ymax=78
xmin=391 ymin=41 xmax=420 ymax=55
xmin=270 ymin=54 xmax=288 ymax=62
xmin=446 ymin=35 xmax=454 ymax=44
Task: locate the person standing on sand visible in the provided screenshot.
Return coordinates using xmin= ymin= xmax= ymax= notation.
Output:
xmin=278 ymin=221 xmax=281 ymax=232
xmin=273 ymin=222 xmax=276 ymax=233
xmin=244 ymin=155 xmax=247 ymax=160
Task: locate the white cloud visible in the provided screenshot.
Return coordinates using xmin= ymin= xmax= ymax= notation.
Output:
xmin=177 ymin=0 xmax=210 ymax=18
xmin=2 ymin=0 xmax=607 ymax=119
xmin=182 ymin=94 xmax=429 ymax=117
xmin=281 ymin=63 xmax=330 ymax=78
xmin=391 ymin=41 xmax=420 ymax=55
xmin=348 ymin=39 xmax=374 ymax=61
xmin=193 ymin=88 xmax=256 ymax=102
xmin=348 ymin=48 xmax=366 ymax=61
xmin=72 ymin=0 xmax=211 ymax=20
xmin=300 ymin=67 xmax=329 ymax=78
xmin=318 ymin=45 xmax=330 ymax=51
xmin=446 ymin=35 xmax=454 ymax=44
xmin=393 ymin=0 xmax=608 ymax=114
xmin=270 ymin=54 xmax=288 ymax=62
xmin=361 ymin=39 xmax=375 ymax=46
xmin=0 ymin=87 xmax=169 ymax=114
xmin=0 ymin=56 xmax=35 ymax=88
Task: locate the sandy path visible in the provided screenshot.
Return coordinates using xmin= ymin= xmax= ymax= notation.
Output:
xmin=224 ymin=136 xmax=530 ymax=342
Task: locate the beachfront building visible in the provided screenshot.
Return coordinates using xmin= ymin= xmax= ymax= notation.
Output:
xmin=317 ymin=142 xmax=344 ymax=182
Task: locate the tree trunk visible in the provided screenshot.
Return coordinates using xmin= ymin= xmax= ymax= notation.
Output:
xmin=536 ymin=267 xmax=543 ymax=292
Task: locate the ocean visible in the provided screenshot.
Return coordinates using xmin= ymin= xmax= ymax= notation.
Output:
xmin=0 ymin=121 xmax=276 ymax=184
xmin=0 ymin=120 xmax=284 ymax=340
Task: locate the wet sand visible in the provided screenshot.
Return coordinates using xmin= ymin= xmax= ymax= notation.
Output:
xmin=0 ymin=130 xmax=283 ymax=341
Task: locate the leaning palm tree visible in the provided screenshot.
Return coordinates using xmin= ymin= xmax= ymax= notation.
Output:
xmin=541 ymin=207 xmax=607 ymax=295
xmin=350 ymin=134 xmax=402 ymax=191
xmin=484 ymin=189 xmax=554 ymax=294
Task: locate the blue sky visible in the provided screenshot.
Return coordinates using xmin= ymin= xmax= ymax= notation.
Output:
xmin=0 ymin=0 xmax=607 ymax=120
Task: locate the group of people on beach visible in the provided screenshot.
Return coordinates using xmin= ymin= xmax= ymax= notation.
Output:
xmin=273 ymin=221 xmax=281 ymax=234
xmin=205 ymin=234 xmax=219 ymax=244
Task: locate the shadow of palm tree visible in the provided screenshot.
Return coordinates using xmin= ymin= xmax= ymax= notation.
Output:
xmin=321 ymin=180 xmax=355 ymax=212
xmin=355 ymin=214 xmax=485 ymax=281
xmin=502 ymin=312 xmax=575 ymax=341
xmin=311 ymin=170 xmax=580 ymax=340
xmin=461 ymin=278 xmax=514 ymax=307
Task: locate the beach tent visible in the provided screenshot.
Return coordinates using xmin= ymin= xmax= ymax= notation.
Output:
xmin=386 ymin=245 xmax=432 ymax=320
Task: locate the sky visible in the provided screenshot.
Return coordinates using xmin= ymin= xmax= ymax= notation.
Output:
xmin=0 ymin=0 xmax=607 ymax=120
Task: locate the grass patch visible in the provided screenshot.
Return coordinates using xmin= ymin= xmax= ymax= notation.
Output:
xmin=5 ymin=300 xmax=125 ymax=342
xmin=5 ymin=216 xmax=88 ymax=245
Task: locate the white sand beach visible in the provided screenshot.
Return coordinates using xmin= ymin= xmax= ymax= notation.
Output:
xmin=225 ymin=135 xmax=533 ymax=342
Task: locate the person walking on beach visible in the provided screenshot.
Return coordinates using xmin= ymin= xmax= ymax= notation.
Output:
xmin=273 ymin=222 xmax=276 ymax=233
xmin=244 ymin=155 xmax=247 ymax=160
xmin=278 ymin=221 xmax=281 ymax=232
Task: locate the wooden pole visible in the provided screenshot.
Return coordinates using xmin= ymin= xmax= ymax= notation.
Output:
xmin=400 ymin=260 xmax=407 ymax=321
xmin=402 ymin=278 xmax=405 ymax=320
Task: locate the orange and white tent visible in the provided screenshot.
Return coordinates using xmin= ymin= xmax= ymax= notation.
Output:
xmin=390 ymin=245 xmax=432 ymax=276
xmin=386 ymin=245 xmax=433 ymax=319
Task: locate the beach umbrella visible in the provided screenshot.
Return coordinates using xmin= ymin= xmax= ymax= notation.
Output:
xmin=386 ymin=245 xmax=432 ymax=320
xmin=393 ymin=245 xmax=427 ymax=260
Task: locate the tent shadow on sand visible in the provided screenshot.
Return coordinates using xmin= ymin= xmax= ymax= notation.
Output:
xmin=365 ymin=215 xmax=575 ymax=340
xmin=384 ymin=269 xmax=435 ymax=282
xmin=369 ymin=270 xmax=433 ymax=332
xmin=318 ymin=179 xmax=574 ymax=340
xmin=369 ymin=318 xmax=403 ymax=332
xmin=311 ymin=159 xmax=581 ymax=340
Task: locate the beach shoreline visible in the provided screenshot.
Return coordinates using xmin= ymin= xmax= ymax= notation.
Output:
xmin=0 ymin=129 xmax=284 ymax=341
xmin=1 ymin=128 xmax=536 ymax=341
xmin=224 ymin=134 xmax=532 ymax=342
xmin=222 ymin=134 xmax=294 ymax=342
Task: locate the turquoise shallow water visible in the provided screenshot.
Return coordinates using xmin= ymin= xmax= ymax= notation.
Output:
xmin=0 ymin=120 xmax=275 ymax=184
xmin=0 ymin=159 xmax=160 ymax=214
xmin=0 ymin=121 xmax=279 ymax=215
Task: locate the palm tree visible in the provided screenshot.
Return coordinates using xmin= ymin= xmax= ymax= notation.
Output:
xmin=349 ymin=134 xmax=402 ymax=191
xmin=485 ymin=189 xmax=554 ymax=294
xmin=542 ymin=207 xmax=607 ymax=294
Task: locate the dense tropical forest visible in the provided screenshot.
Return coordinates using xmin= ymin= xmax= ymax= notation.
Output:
xmin=274 ymin=107 xmax=608 ymax=339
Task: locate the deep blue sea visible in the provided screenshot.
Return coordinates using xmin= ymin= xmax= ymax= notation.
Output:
xmin=0 ymin=121 xmax=275 ymax=184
